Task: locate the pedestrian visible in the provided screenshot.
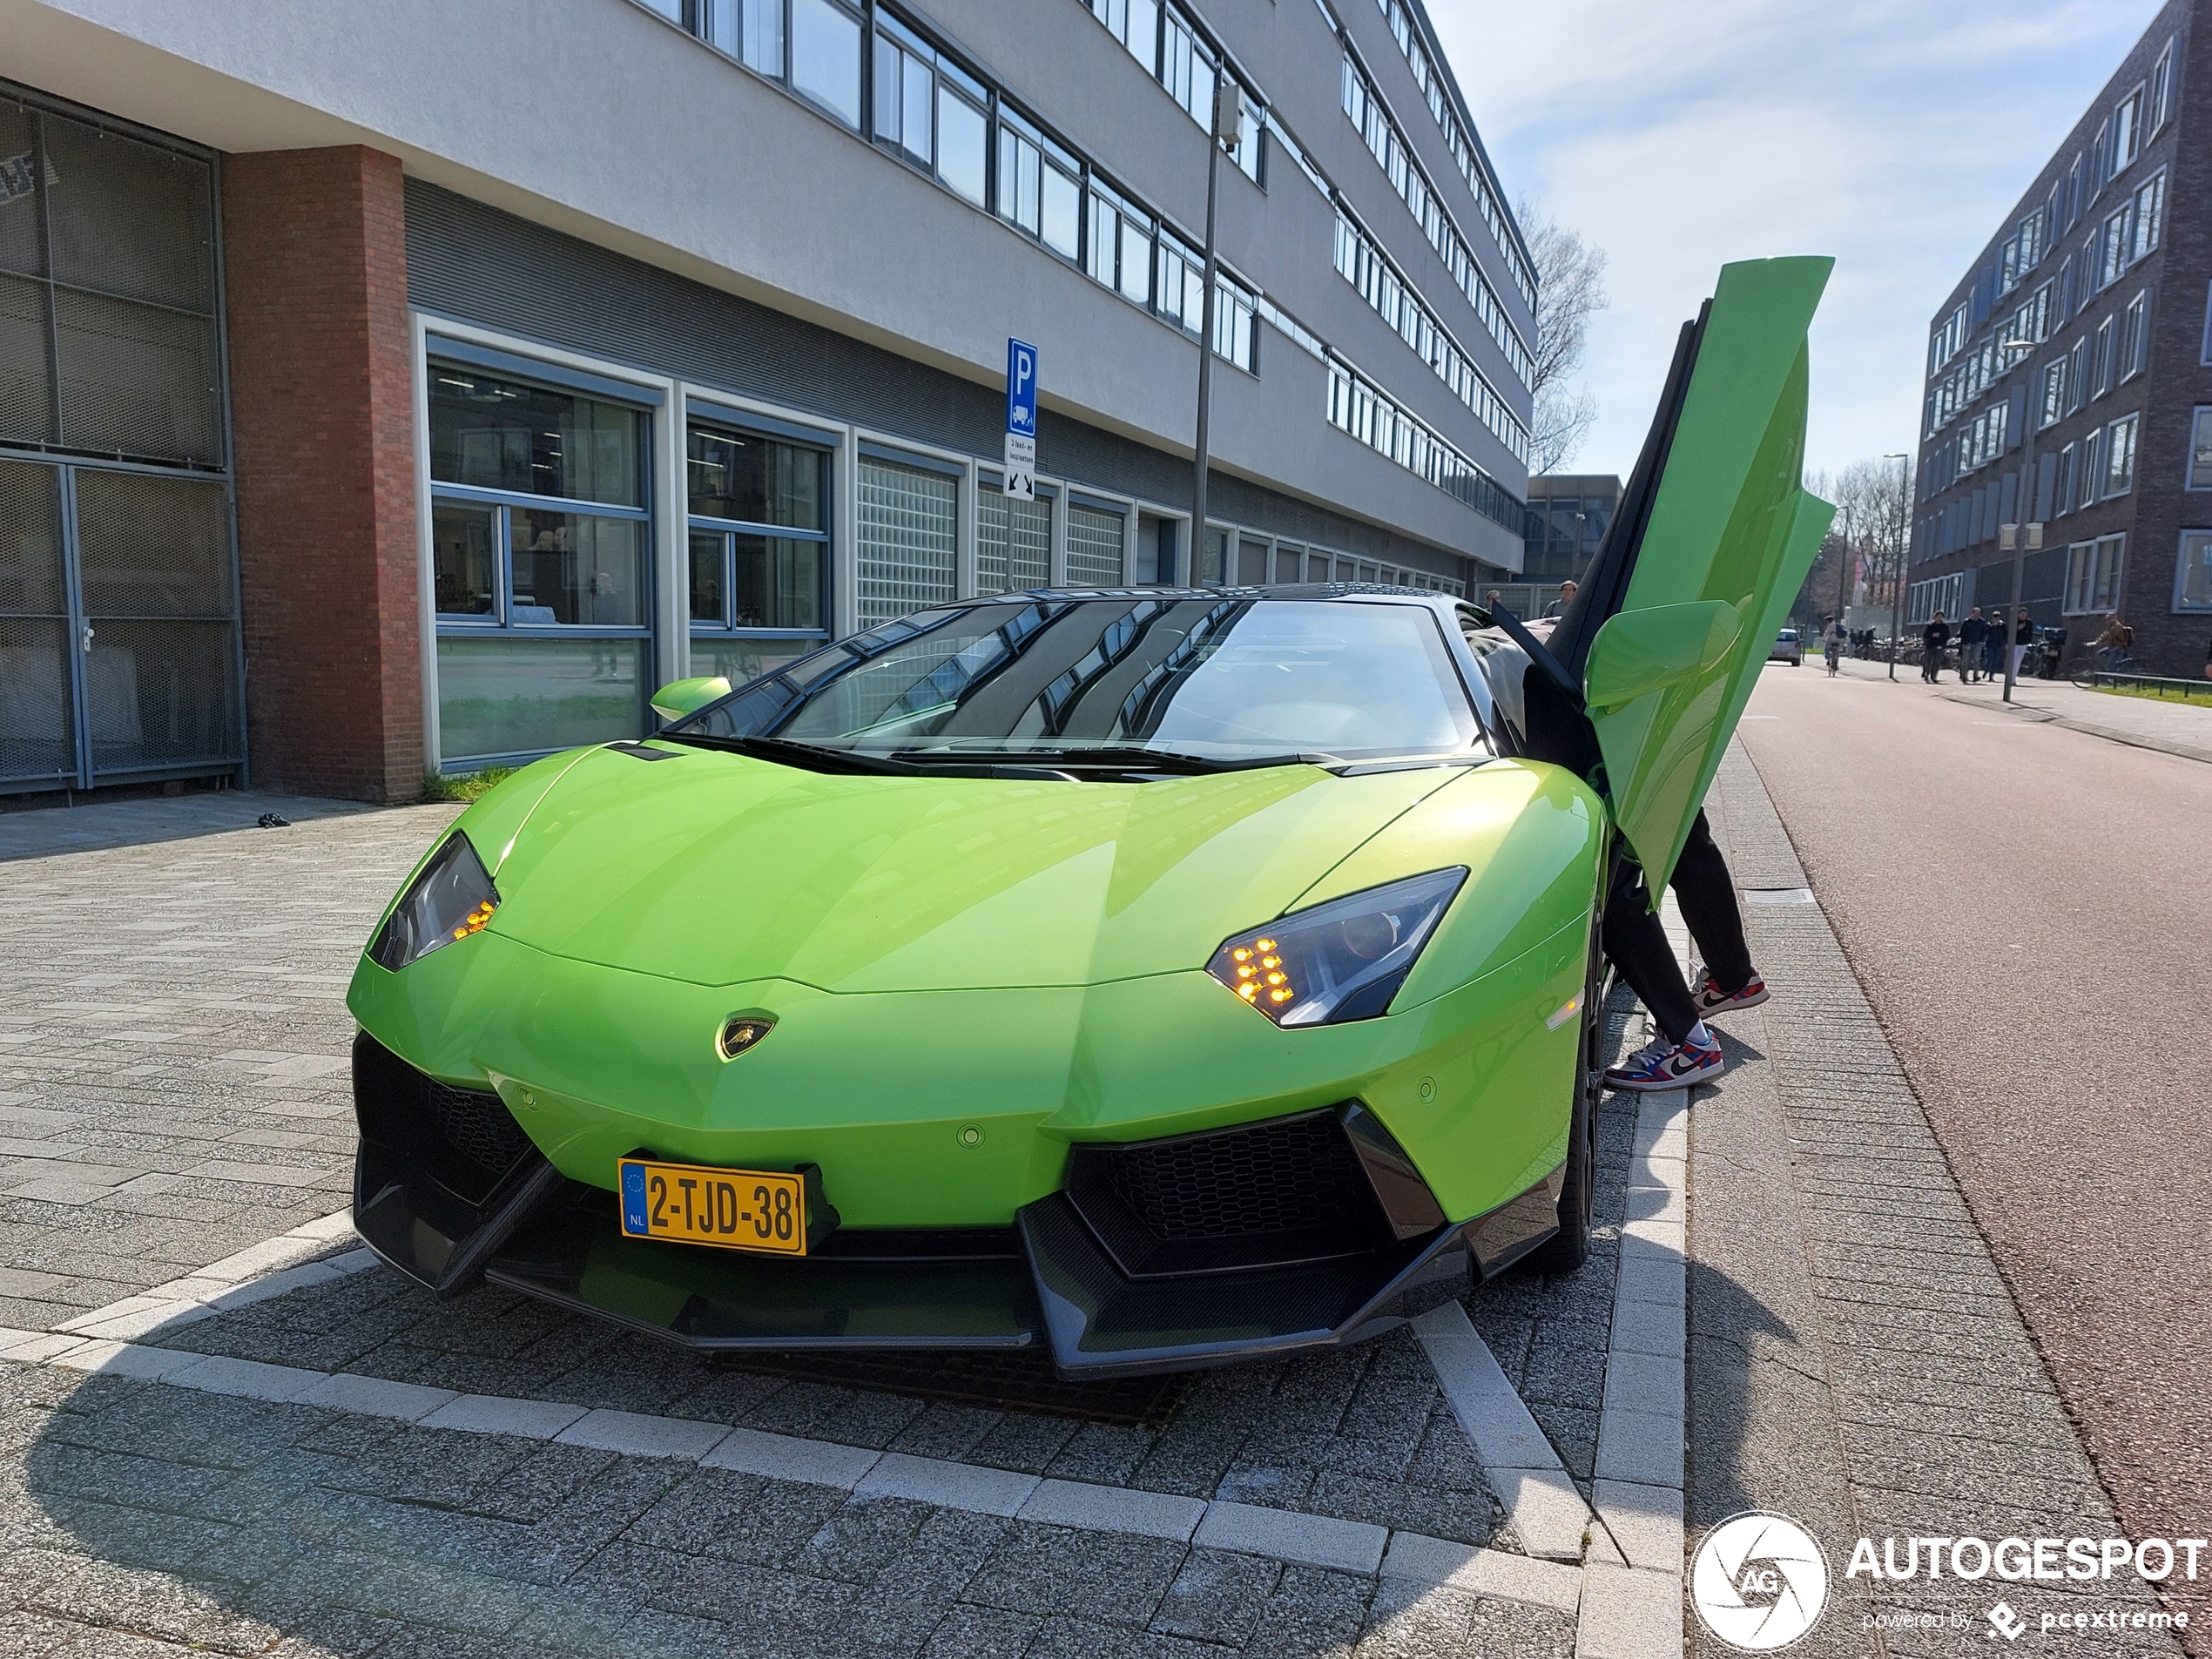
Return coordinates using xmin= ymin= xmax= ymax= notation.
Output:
xmin=1487 ymin=589 xmax=1503 ymax=611
xmin=1958 ymin=607 xmax=1988 ymax=683
xmin=1601 ymin=811 xmax=1772 ymax=1091
xmin=1921 ymin=610 xmax=1951 ymax=683
xmin=1984 ymin=622 xmax=2004 ymax=681
xmin=2013 ymin=608 xmax=2035 ymax=679
xmin=1542 ymin=579 xmax=1578 ymax=619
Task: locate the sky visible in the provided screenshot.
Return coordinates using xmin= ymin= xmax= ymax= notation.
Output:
xmin=1430 ymin=0 xmax=2169 ymax=482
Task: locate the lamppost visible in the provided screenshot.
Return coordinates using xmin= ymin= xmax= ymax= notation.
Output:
xmin=1995 ymin=339 xmax=2040 ymax=705
xmin=1884 ymin=452 xmax=1908 ymax=679
xmin=1190 ymin=80 xmax=1242 ymax=585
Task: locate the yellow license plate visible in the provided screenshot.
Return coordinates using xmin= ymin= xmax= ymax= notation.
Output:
xmin=617 ymin=1157 xmax=807 ymax=1256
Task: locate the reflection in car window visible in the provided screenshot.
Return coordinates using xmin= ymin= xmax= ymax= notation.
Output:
xmin=675 ymin=598 xmax=1485 ymax=762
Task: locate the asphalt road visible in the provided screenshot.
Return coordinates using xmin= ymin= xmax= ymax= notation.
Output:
xmin=1736 ymin=658 xmax=2212 ymax=1634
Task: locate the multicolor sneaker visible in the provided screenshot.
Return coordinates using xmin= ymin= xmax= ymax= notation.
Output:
xmin=1691 ymin=968 xmax=1770 ymax=1016
xmin=1604 ymin=1029 xmax=1726 ymax=1092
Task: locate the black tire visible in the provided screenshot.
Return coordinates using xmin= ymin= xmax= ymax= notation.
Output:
xmin=1529 ymin=936 xmax=1604 ymax=1275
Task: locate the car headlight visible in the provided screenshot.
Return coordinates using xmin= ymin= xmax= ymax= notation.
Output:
xmin=368 ymin=832 xmax=500 ymax=971
xmin=1206 ymin=867 xmax=1467 ymax=1027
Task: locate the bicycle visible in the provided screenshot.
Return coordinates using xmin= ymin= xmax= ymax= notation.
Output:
xmin=2073 ymin=645 xmax=2140 ymax=689
xmin=1824 ymin=639 xmax=1841 ymax=677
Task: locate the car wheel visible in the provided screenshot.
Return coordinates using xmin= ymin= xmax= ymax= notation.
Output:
xmin=1529 ymin=937 xmax=1603 ymax=1275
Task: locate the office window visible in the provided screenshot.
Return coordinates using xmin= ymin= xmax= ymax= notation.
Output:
xmin=1160 ymin=6 xmax=1217 ymax=133
xmin=2078 ymin=430 xmax=2101 ymax=510
xmin=2175 ymin=530 xmax=2212 ymax=610
xmin=2122 ymin=291 xmax=2148 ymax=380
xmin=1152 ymin=231 xmax=1204 ymax=336
xmin=873 ymin=26 xmax=934 ymax=165
xmin=700 ymin=0 xmax=784 ymax=76
xmin=2094 ymin=317 xmax=2115 ymax=395
xmin=2153 ymin=40 xmax=2177 ymax=131
xmin=2064 ymin=540 xmax=2096 ymax=613
xmin=2058 ymin=253 xmax=2075 ymax=319
xmin=428 ymin=364 xmax=652 ymax=759
xmin=996 ymin=118 xmax=1042 ymax=237
xmin=2104 ymin=412 xmax=2139 ymax=496
xmin=790 ymin=0 xmax=861 ymax=125
xmin=2040 ymin=360 xmax=2065 ymax=428
xmin=1090 ymin=0 xmax=1160 ymax=74
xmin=2066 ymin=154 xmax=2084 ymax=229
xmin=2101 ymin=206 xmax=2130 ymax=287
xmin=2131 ymin=172 xmax=2165 ymax=264
xmin=856 ymin=455 xmax=956 ymax=628
xmin=975 ymin=489 xmax=1051 ymax=594
xmin=685 ymin=416 xmax=828 ymax=679
xmin=2054 ymin=442 xmax=2076 ymax=516
xmin=1213 ymin=274 xmax=1256 ymax=372
xmin=2067 ymin=337 xmax=2088 ymax=412
xmin=2191 ymin=408 xmax=2212 ymax=489
xmin=2092 ymin=118 xmax=2111 ymax=194
xmin=2093 ymin=534 xmax=2127 ymax=611
xmin=937 ymin=78 xmax=987 ymax=204
xmin=2079 ymin=236 xmax=2099 ymax=312
xmin=2115 ymin=87 xmax=2145 ymax=172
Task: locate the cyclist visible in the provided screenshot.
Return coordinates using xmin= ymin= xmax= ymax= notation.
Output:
xmin=2092 ymin=613 xmax=2135 ymax=674
xmin=1821 ymin=612 xmax=1844 ymax=676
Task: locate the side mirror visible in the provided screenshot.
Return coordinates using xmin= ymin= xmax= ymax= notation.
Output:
xmin=1583 ymin=602 xmax=1742 ymax=711
xmin=649 ymin=676 xmax=732 ymax=725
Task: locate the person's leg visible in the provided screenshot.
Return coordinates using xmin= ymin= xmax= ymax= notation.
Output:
xmin=1602 ymin=859 xmax=1701 ymax=1046
xmin=1672 ymin=810 xmax=1756 ymax=995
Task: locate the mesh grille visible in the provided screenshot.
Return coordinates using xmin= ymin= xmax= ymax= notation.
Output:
xmin=1065 ymin=504 xmax=1124 ymax=586
xmin=0 ymin=273 xmax=55 ymax=446
xmin=856 ymin=458 xmax=956 ymax=629
xmin=1096 ymin=1112 xmax=1375 ymax=1242
xmin=42 ymin=115 xmax=216 ymax=314
xmin=0 ymin=458 xmax=64 ymax=616
xmin=54 ymin=286 xmax=221 ymax=464
xmin=0 ymin=102 xmax=46 ymax=279
xmin=74 ymin=469 xmax=229 ymax=617
xmin=82 ymin=617 xmax=239 ymax=777
xmin=0 ymin=616 xmax=73 ymax=785
xmin=428 ymin=1078 xmax=535 ymax=1178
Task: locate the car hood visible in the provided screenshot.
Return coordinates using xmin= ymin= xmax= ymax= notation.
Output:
xmin=474 ymin=744 xmax=1471 ymax=991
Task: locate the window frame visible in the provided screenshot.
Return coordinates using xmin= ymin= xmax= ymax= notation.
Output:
xmin=426 ymin=357 xmax=656 ymax=638
xmin=2190 ymin=406 xmax=2212 ymax=491
xmin=2121 ymin=290 xmax=2149 ymax=381
xmin=2174 ymin=529 xmax=2212 ymax=612
xmin=2103 ymin=411 xmax=2140 ymax=499
xmin=684 ymin=415 xmax=834 ymax=642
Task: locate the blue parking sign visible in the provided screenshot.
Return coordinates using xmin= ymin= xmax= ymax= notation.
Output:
xmin=1006 ymin=338 xmax=1038 ymax=436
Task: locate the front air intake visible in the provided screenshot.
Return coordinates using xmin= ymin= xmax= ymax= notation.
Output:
xmin=353 ymin=1031 xmax=533 ymax=1206
xmin=1063 ymin=1109 xmax=1398 ymax=1278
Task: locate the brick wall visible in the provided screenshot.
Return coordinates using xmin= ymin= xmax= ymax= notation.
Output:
xmin=222 ymin=145 xmax=422 ymax=802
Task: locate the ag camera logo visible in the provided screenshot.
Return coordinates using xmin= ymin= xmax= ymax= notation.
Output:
xmin=1691 ymin=1512 xmax=1831 ymax=1650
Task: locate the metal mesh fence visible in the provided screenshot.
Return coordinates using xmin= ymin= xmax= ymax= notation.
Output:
xmin=83 ymin=617 xmax=239 ymax=778
xmin=73 ymin=468 xmax=229 ymax=617
xmin=0 ymin=273 xmax=54 ymax=446
xmin=0 ymin=615 xmax=73 ymax=786
xmin=54 ymin=286 xmax=222 ymax=464
xmin=0 ymin=101 xmax=45 ymax=278
xmin=42 ymin=113 xmax=216 ymax=314
xmin=0 ymin=461 xmax=70 ymax=785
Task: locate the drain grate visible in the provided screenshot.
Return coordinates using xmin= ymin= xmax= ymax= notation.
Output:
xmin=709 ymin=1345 xmax=1191 ymax=1428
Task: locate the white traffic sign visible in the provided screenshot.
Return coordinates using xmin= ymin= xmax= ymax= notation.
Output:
xmin=1003 ymin=431 xmax=1035 ymax=501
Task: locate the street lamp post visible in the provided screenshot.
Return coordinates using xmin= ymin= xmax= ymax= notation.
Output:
xmin=1996 ymin=339 xmax=2041 ymax=706
xmin=1190 ymin=81 xmax=1241 ymax=585
xmin=1884 ymin=452 xmax=1909 ymax=679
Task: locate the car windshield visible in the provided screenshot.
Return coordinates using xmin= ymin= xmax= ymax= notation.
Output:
xmin=671 ymin=597 xmax=1485 ymax=763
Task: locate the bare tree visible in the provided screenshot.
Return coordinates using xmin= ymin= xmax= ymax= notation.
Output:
xmin=1518 ymin=196 xmax=1609 ymax=475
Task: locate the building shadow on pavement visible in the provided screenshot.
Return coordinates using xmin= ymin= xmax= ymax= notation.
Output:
xmin=0 ymin=792 xmax=421 ymax=864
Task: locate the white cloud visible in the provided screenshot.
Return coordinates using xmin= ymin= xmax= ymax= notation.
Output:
xmin=1426 ymin=0 xmax=2165 ymax=478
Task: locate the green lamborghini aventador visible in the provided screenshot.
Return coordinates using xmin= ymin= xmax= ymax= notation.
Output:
xmin=347 ymin=257 xmax=1835 ymax=1375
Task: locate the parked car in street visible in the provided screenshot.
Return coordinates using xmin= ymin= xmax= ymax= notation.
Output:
xmin=345 ymin=258 xmax=1833 ymax=1378
xmin=1770 ymin=628 xmax=1804 ymax=665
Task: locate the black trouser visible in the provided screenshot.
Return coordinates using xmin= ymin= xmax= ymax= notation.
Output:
xmin=1602 ymin=810 xmax=1754 ymax=1048
xmin=1922 ymin=646 xmax=1942 ymax=681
